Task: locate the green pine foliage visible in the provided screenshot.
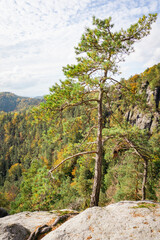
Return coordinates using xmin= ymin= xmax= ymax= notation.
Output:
xmin=11 ymin=159 xmax=57 ymax=212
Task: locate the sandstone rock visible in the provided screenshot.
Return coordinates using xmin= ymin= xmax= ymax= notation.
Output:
xmin=1 ymin=203 xmax=160 ymax=240
xmin=125 ymin=83 xmax=160 ymax=132
xmin=42 ymin=201 xmax=160 ymax=240
xmin=146 ymin=86 xmax=154 ymax=106
xmin=0 ymin=223 xmax=30 ymax=240
xmin=150 ymin=112 xmax=160 ymax=133
xmin=125 ymin=107 xmax=159 ymax=133
xmin=145 ymin=84 xmax=160 ymax=109
xmin=0 ymin=211 xmax=58 ymax=240
xmin=154 ymin=86 xmax=160 ymax=109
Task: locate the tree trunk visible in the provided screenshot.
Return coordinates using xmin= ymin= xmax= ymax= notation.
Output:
xmin=142 ymin=159 xmax=148 ymax=200
xmin=90 ymin=90 xmax=103 ymax=207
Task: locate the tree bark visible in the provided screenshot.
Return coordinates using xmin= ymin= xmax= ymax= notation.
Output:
xmin=90 ymin=89 xmax=103 ymax=207
xmin=142 ymin=159 xmax=148 ymax=200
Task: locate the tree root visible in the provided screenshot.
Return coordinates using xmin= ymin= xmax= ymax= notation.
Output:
xmin=27 ymin=213 xmax=78 ymax=240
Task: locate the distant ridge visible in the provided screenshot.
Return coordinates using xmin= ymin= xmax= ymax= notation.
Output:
xmin=34 ymin=96 xmax=44 ymax=99
xmin=0 ymin=92 xmax=43 ymax=112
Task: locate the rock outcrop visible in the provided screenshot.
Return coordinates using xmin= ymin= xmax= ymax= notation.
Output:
xmin=125 ymin=108 xmax=159 ymax=133
xmin=125 ymin=83 xmax=160 ymax=133
xmin=42 ymin=201 xmax=160 ymax=240
xmin=0 ymin=211 xmax=58 ymax=240
xmin=1 ymin=201 xmax=160 ymax=240
xmin=1 ymin=223 xmax=30 ymax=240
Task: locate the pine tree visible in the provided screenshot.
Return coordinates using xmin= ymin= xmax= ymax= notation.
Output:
xmin=43 ymin=14 xmax=157 ymax=206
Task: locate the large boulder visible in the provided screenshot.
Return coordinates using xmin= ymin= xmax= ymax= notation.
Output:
xmin=0 ymin=211 xmax=58 ymax=240
xmin=42 ymin=201 xmax=160 ymax=240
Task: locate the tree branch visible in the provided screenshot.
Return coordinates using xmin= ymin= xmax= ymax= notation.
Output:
xmin=60 ymin=99 xmax=99 ymax=111
xmin=109 ymin=77 xmax=130 ymax=91
xmin=87 ymin=136 xmax=114 ymax=146
xmin=102 ymin=136 xmax=114 ymax=144
xmin=49 ymin=151 xmax=97 ymax=174
xmin=124 ymin=137 xmax=149 ymax=160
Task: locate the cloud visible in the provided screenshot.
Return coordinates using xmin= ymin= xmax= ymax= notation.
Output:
xmin=119 ymin=13 xmax=160 ymax=78
xmin=0 ymin=0 xmax=159 ymax=96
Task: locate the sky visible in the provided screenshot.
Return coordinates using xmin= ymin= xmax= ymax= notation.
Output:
xmin=0 ymin=0 xmax=160 ymax=97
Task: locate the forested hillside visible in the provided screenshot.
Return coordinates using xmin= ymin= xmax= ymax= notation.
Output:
xmin=0 ymin=63 xmax=160 ymax=213
xmin=0 ymin=92 xmax=42 ymax=112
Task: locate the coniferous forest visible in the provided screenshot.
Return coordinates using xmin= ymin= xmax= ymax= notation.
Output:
xmin=0 ymin=15 xmax=160 ymax=213
xmin=0 ymin=63 xmax=160 ymax=213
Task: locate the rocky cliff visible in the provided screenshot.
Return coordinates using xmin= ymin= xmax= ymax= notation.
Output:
xmin=125 ymin=83 xmax=160 ymax=133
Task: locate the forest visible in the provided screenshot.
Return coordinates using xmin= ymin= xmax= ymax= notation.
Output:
xmin=0 ymin=92 xmax=42 ymax=113
xmin=0 ymin=62 xmax=160 ymax=213
xmin=0 ymin=14 xmax=160 ymax=213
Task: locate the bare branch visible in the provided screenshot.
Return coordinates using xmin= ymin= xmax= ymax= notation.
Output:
xmin=102 ymin=136 xmax=114 ymax=144
xmin=84 ymin=90 xmax=99 ymax=94
xmin=46 ymin=98 xmax=99 ymax=114
xmin=87 ymin=136 xmax=114 ymax=146
xmin=60 ymin=98 xmax=99 ymax=111
xmin=49 ymin=151 xmax=97 ymax=173
xmin=110 ymin=77 xmax=130 ymax=91
xmin=87 ymin=141 xmax=97 ymax=145
xmin=88 ymin=67 xmax=101 ymax=76
xmin=124 ymin=137 xmax=150 ymax=160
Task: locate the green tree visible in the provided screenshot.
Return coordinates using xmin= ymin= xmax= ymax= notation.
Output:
xmin=11 ymin=159 xmax=56 ymax=212
xmin=103 ymin=125 xmax=156 ymax=201
xmin=43 ymin=14 xmax=157 ymax=206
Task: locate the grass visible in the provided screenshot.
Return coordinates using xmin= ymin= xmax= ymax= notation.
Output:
xmin=132 ymin=202 xmax=156 ymax=209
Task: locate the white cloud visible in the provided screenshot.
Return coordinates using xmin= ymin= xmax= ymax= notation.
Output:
xmin=0 ymin=0 xmax=159 ymax=96
xmin=119 ymin=13 xmax=160 ymax=78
